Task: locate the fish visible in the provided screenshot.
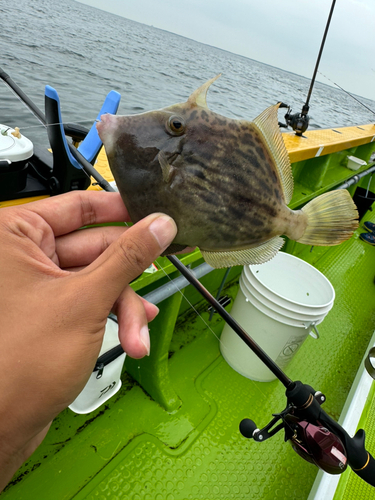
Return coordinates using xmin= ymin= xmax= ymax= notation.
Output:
xmin=96 ymin=75 xmax=359 ymax=269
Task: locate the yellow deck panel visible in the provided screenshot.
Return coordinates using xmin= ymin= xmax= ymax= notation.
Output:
xmin=282 ymin=123 xmax=375 ymax=163
xmin=88 ymin=147 xmax=114 ymax=191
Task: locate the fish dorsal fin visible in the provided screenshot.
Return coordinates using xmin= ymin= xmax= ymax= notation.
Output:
xmin=187 ymin=74 xmax=221 ymax=108
xmin=252 ymin=104 xmax=293 ymax=204
xmin=200 ymin=236 xmax=284 ymax=269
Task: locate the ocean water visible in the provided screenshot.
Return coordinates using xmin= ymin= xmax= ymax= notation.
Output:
xmin=1 ymin=0 xmax=375 ymax=149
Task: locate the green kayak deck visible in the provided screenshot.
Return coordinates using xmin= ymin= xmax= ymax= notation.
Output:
xmin=3 ymin=211 xmax=375 ymax=499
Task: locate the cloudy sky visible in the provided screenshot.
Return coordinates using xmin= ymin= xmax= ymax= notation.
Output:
xmin=77 ymin=0 xmax=375 ymax=100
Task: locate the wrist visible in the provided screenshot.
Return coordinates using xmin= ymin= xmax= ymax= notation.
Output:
xmin=0 ymin=440 xmax=28 ymax=492
xmin=0 ymin=418 xmax=51 ymax=492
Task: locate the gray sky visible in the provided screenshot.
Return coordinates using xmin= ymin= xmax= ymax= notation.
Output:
xmin=77 ymin=0 xmax=375 ymax=100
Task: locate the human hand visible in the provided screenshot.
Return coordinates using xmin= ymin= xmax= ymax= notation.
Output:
xmin=0 ymin=191 xmax=177 ymax=490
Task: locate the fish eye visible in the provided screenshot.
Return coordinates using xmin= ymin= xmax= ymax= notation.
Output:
xmin=167 ymin=115 xmax=185 ymax=136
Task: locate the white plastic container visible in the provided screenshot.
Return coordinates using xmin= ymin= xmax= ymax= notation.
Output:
xmin=69 ymin=317 xmax=126 ymax=414
xmin=0 ymin=124 xmax=33 ymax=162
xmin=220 ymin=253 xmax=335 ymax=381
xmin=346 ymin=155 xmax=366 ymax=171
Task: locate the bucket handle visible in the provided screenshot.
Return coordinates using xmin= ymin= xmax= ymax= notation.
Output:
xmin=303 ymin=321 xmax=320 ymax=339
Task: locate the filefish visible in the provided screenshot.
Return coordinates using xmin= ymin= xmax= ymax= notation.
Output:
xmin=96 ymin=75 xmax=358 ymax=268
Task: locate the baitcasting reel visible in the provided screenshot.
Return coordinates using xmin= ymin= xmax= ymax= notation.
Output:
xmin=239 ymin=381 xmax=374 ymax=483
xmin=278 ymin=102 xmax=310 ymax=136
xmin=240 ymin=390 xmax=347 ymax=474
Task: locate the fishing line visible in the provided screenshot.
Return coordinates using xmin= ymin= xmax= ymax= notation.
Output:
xmin=318 ymin=71 xmax=375 ymax=116
xmin=155 ymin=259 xmax=268 ymax=398
xmin=15 ymin=119 xmax=99 ymax=132
xmin=119 ymin=221 xmax=232 ymax=366
xmin=1 ymin=76 xmax=104 ymax=134
xmin=156 ymin=260 xmax=223 ymax=345
xmin=118 ymin=214 xmax=219 ymax=343
xmin=122 ymin=225 xmax=233 ymax=362
xmin=0 ymin=80 xmax=46 ymax=127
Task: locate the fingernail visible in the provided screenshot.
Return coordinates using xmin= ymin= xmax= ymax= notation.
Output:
xmin=149 ymin=215 xmax=177 ymax=250
xmin=140 ymin=325 xmax=150 ymax=356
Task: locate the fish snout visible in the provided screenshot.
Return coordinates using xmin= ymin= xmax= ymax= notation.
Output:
xmin=96 ymin=114 xmax=122 ymax=154
xmin=96 ymin=113 xmax=117 ymax=138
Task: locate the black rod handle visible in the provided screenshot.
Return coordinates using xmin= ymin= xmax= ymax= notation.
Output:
xmin=343 ymin=429 xmax=375 ymax=486
xmin=321 ymin=416 xmax=375 ymax=486
xmin=352 ymin=450 xmax=375 ymax=486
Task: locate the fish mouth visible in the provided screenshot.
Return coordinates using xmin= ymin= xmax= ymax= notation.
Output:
xmin=96 ymin=113 xmax=116 ymax=139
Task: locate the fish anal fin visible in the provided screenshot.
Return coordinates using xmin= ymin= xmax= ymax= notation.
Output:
xmin=252 ymin=103 xmax=294 ymax=204
xmin=200 ymin=237 xmax=284 ymax=269
xmin=158 ymin=151 xmax=176 ymax=184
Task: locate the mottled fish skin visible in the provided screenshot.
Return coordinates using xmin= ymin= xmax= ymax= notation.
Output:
xmin=97 ymin=101 xmax=299 ymax=252
xmin=97 ymin=77 xmax=359 ymax=267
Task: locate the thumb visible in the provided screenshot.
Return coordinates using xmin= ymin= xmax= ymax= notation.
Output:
xmin=81 ymin=213 xmax=177 ymax=305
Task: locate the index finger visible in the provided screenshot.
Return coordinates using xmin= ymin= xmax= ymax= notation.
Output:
xmin=24 ymin=191 xmax=130 ymax=236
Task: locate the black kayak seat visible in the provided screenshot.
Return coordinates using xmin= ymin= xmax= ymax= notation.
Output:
xmin=44 ymin=85 xmax=121 ymax=194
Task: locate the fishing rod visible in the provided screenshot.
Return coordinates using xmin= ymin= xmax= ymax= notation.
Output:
xmin=167 ymin=254 xmax=375 ymax=486
xmin=0 ymin=67 xmax=113 ymax=192
xmin=3 ymin=68 xmax=375 ymax=486
xmin=283 ymin=0 xmax=336 ymax=135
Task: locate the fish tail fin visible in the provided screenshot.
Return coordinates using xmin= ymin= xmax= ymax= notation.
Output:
xmin=297 ymin=190 xmax=359 ymax=246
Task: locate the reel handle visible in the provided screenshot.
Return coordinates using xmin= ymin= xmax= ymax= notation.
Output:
xmin=240 ymin=414 xmax=286 ymax=442
xmin=239 ymin=419 xmax=258 ymax=439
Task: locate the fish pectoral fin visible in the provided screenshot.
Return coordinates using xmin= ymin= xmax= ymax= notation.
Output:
xmin=200 ymin=237 xmax=285 ymax=268
xmin=158 ymin=151 xmax=176 ymax=184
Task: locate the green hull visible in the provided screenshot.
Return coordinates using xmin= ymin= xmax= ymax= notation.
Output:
xmin=3 ymin=125 xmax=375 ymax=499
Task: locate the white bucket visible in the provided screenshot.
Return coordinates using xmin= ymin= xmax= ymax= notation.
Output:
xmin=220 ymin=253 xmax=335 ymax=382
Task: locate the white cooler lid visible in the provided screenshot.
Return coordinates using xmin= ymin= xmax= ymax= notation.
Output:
xmin=0 ymin=124 xmax=34 ymax=162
